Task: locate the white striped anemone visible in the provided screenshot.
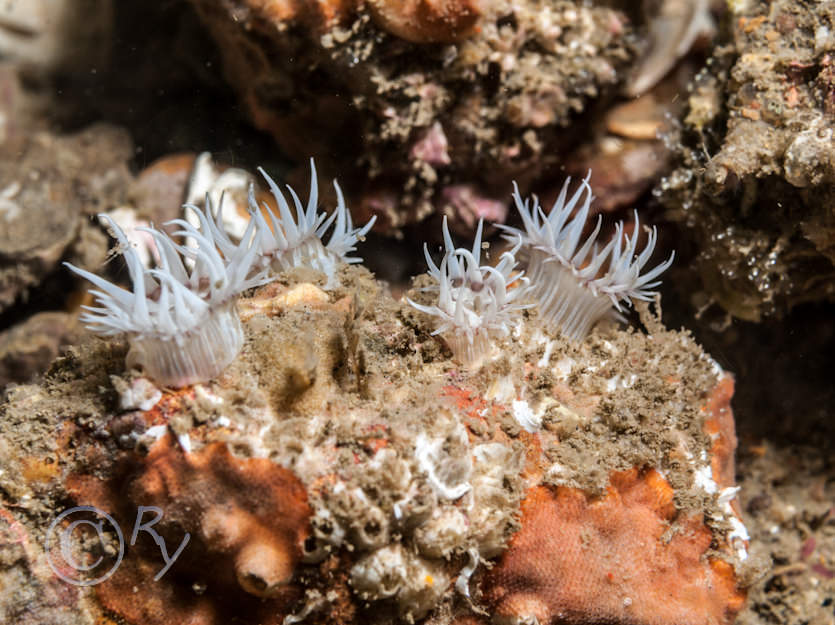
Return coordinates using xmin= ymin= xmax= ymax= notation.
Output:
xmin=249 ymin=158 xmax=376 ymax=287
xmin=64 ymin=203 xmax=268 ymax=387
xmin=408 ymin=217 xmax=531 ymax=367
xmin=501 ymin=174 xmax=674 ymax=340
xmin=64 ymin=158 xmax=376 ymax=387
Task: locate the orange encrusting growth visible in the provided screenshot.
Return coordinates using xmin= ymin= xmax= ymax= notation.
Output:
xmin=452 ymin=377 xmax=748 ymax=625
xmin=704 ymin=376 xmax=738 ymax=491
xmin=243 ymin=0 xmax=354 ymax=31
xmin=367 ymin=0 xmax=483 ymax=43
xmin=66 ymin=433 xmax=312 ymax=625
xmin=479 ymin=469 xmax=744 ymax=625
xmin=227 ymin=0 xmax=484 ymax=42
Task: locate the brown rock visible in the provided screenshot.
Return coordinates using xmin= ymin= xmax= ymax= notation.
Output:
xmin=0 ymin=312 xmax=79 ymax=388
xmin=0 ymin=123 xmax=133 ymax=311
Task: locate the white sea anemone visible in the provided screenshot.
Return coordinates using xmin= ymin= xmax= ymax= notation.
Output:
xmin=409 ymin=217 xmax=531 ymax=367
xmin=501 ymin=174 xmax=674 ymax=340
xmin=248 ymin=158 xmax=376 ymax=286
xmin=64 ymin=199 xmax=268 ymax=387
xmin=65 ymin=157 xmax=374 ymax=385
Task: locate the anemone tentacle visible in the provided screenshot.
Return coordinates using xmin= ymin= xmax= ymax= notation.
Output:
xmin=501 ymin=174 xmax=674 ymax=340
xmin=64 ymin=200 xmax=269 ymax=387
xmin=409 ymin=217 xmax=531 ymax=367
xmin=249 ymin=158 xmax=376 ymax=284
xmin=65 ymin=157 xmax=375 ymax=385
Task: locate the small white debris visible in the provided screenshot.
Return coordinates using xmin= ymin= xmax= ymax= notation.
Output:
xmin=415 ymin=426 xmax=472 ymax=500
xmin=717 ymin=486 xmax=741 ymax=508
xmin=728 ymin=516 xmax=750 ymax=561
xmin=177 ymin=433 xmax=192 ymax=453
xmin=283 ymin=592 xmax=324 ymax=625
xmin=195 ymin=385 xmax=224 ymax=406
xmin=545 ymin=462 xmax=568 ymax=481
xmin=0 ymin=182 xmax=21 ymax=221
xmin=815 ymin=25 xmax=831 ymax=54
xmin=512 ymin=399 xmax=541 ymax=433
xmin=485 ymin=375 xmax=515 ymax=402
xmin=144 ymin=425 xmax=167 ymax=440
xmin=693 ymin=464 xmax=717 ymax=494
xmin=118 ymin=377 xmax=162 ymax=412
xmin=455 ymin=548 xmax=480 ymax=598
xmin=537 ymin=340 xmax=555 ymax=368
xmin=706 ymin=356 xmax=725 ymax=379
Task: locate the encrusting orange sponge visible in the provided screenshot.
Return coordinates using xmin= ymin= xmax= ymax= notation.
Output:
xmin=477 ymin=472 xmax=743 ymax=625
xmin=66 ymin=432 xmax=312 ymax=625
xmin=455 ymin=376 xmax=747 ymax=625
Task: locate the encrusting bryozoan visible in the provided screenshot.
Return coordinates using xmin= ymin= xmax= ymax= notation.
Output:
xmin=64 ymin=199 xmax=269 ymax=388
xmin=501 ymin=173 xmax=675 ymax=341
xmin=249 ymin=158 xmax=376 ymax=286
xmin=408 ymin=217 xmax=531 ymax=367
